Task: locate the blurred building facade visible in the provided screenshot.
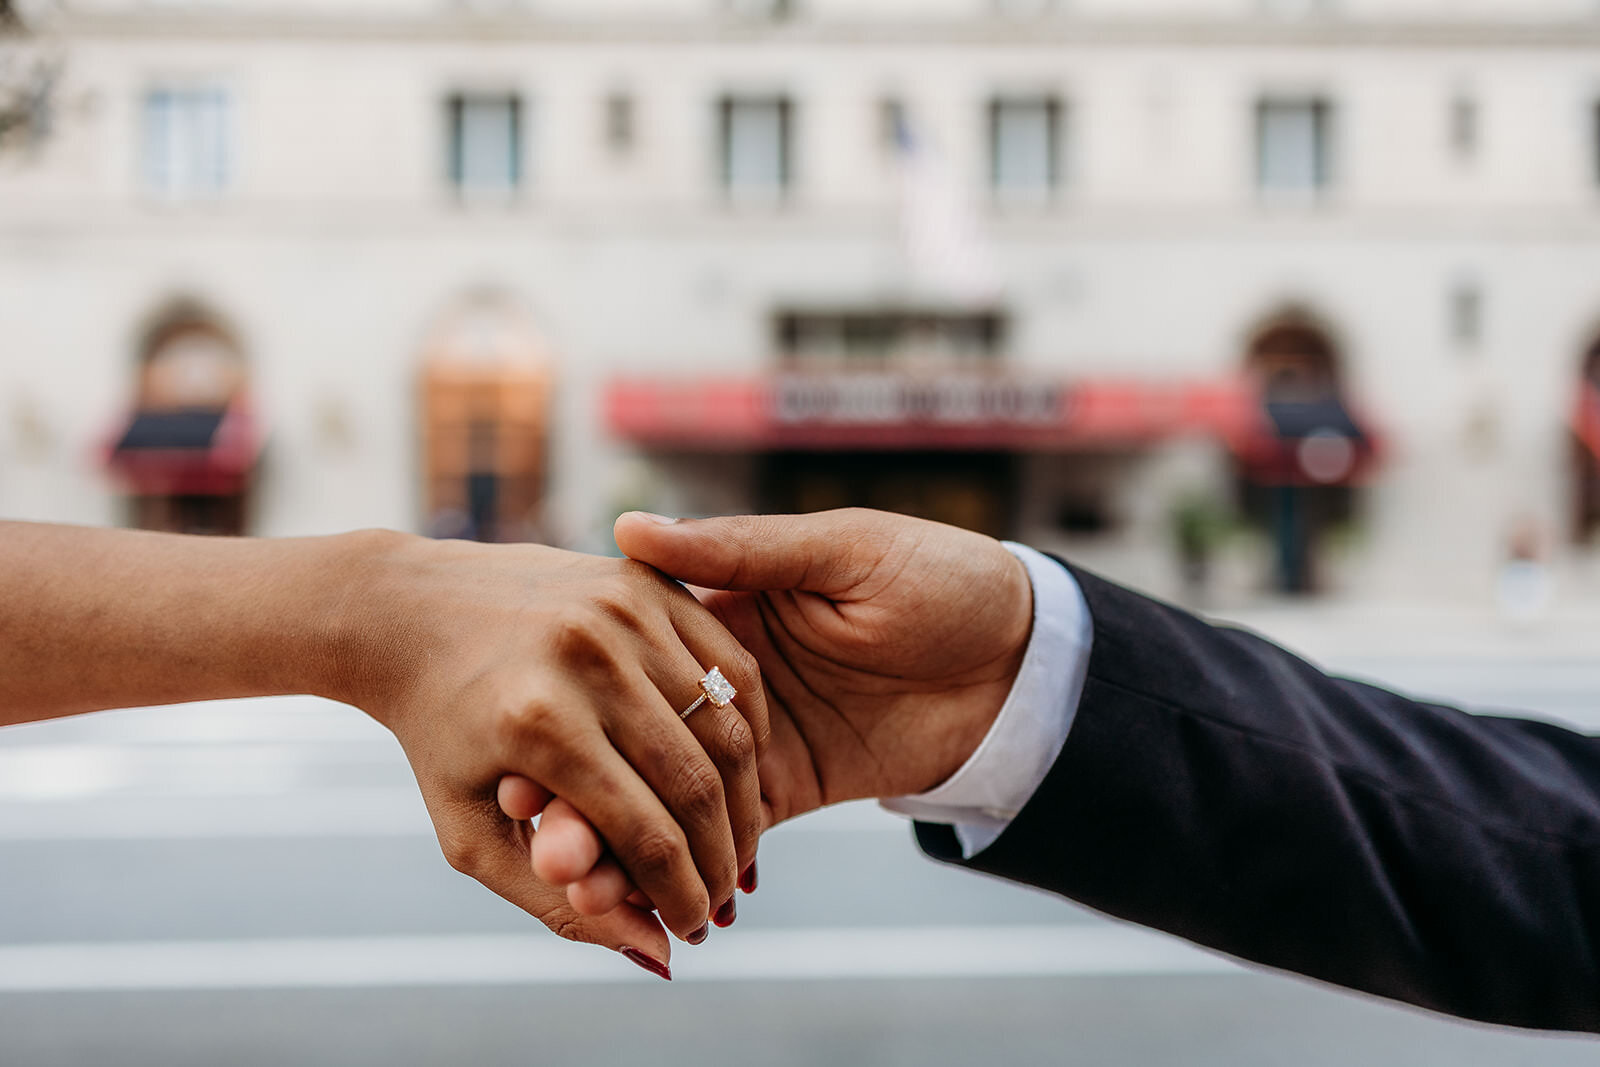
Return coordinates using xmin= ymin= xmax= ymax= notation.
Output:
xmin=4 ymin=0 xmax=1600 ymax=604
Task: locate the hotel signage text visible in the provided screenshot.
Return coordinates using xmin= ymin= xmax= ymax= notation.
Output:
xmin=772 ymin=375 xmax=1065 ymax=426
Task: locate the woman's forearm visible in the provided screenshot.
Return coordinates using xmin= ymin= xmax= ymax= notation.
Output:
xmin=0 ymin=519 xmax=768 ymax=960
xmin=0 ymin=521 xmax=370 ymax=725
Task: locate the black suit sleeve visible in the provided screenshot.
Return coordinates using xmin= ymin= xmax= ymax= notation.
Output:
xmin=917 ymin=560 xmax=1600 ymax=1033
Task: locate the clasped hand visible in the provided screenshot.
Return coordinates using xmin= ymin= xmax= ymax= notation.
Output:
xmin=346 ymin=533 xmax=770 ymax=957
xmin=0 ymin=508 xmax=1029 ymax=979
xmin=477 ymin=509 xmax=1032 ymax=975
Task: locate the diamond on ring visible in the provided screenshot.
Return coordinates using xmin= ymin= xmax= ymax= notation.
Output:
xmin=700 ymin=667 xmax=737 ymax=708
xmin=681 ymin=667 xmax=737 ymax=720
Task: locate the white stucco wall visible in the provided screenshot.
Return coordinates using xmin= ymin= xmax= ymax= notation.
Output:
xmin=3 ymin=1 xmax=1600 ymax=602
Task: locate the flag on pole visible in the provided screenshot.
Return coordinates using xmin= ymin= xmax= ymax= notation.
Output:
xmin=893 ymin=108 xmax=1001 ymax=305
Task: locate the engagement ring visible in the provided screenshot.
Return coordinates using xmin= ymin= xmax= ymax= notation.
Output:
xmin=680 ymin=667 xmax=737 ymax=720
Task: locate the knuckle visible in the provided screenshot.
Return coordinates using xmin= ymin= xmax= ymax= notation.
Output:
xmin=626 ymin=826 xmax=685 ymax=881
xmin=727 ymin=646 xmax=761 ymax=692
xmin=438 ymin=831 xmax=481 ymax=877
xmin=548 ymin=913 xmax=589 ymax=944
xmin=735 ymin=817 xmax=762 ymax=857
xmin=669 ymin=759 xmax=726 ymax=827
xmin=548 ymin=606 xmax=627 ymax=679
xmin=748 ymin=710 xmax=773 ymax=753
xmin=838 ymin=506 xmax=878 ymax=526
xmin=495 ymin=697 xmax=557 ymax=750
xmin=591 ymin=575 xmax=650 ymax=633
xmin=616 ymin=557 xmax=666 ymax=590
xmin=550 ymin=605 xmax=606 ymax=659
xmin=714 ymin=714 xmax=756 ymax=768
xmin=723 ymin=514 xmax=760 ymax=538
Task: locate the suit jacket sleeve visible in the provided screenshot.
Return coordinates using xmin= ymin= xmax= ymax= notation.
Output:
xmin=916 ymin=560 xmax=1600 ymax=1033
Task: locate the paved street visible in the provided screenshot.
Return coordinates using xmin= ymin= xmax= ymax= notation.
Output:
xmin=3 ymin=648 xmax=1600 ymax=1065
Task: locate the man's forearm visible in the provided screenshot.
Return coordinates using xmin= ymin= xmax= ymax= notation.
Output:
xmin=0 ymin=521 xmax=374 ymax=725
xmin=925 ymin=562 xmax=1600 ymax=1033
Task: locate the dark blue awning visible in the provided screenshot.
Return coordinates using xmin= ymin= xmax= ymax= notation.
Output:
xmin=113 ymin=409 xmax=226 ymax=452
xmin=1263 ymin=396 xmax=1365 ymax=441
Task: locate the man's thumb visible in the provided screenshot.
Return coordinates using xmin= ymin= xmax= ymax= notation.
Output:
xmin=614 ymin=510 xmax=880 ymax=594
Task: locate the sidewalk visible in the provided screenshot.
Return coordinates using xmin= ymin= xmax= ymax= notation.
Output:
xmin=1204 ymin=598 xmax=1600 ymax=664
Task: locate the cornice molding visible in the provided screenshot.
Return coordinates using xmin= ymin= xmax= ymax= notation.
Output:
xmin=32 ymin=11 xmax=1600 ymax=49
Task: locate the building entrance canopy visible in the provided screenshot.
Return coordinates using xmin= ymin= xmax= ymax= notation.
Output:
xmin=606 ymin=373 xmax=1266 ymax=453
xmin=1576 ymin=382 xmax=1600 ymax=463
xmin=103 ymin=397 xmax=260 ymax=496
xmin=1233 ymin=393 xmax=1383 ymax=488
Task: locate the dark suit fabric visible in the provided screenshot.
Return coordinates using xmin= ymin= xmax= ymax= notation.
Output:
xmin=917 ymin=561 xmax=1600 ymax=1033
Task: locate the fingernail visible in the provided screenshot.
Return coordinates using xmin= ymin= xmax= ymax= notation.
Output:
xmin=631 ymin=512 xmax=679 ymax=525
xmin=686 ymin=924 xmax=709 ymax=946
xmin=619 ymin=947 xmax=672 ymax=981
xmin=739 ymin=862 xmax=758 ymax=894
xmin=713 ymin=897 xmax=737 ymax=928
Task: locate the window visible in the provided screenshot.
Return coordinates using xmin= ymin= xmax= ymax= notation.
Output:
xmin=1451 ymin=281 xmax=1482 ymax=349
xmin=142 ymin=86 xmax=230 ymax=199
xmin=1256 ymin=98 xmax=1333 ymax=194
xmin=723 ymin=0 xmax=794 ymax=19
xmin=775 ymin=308 xmax=1005 ymax=367
xmin=1578 ymin=343 xmax=1600 ymax=543
xmin=112 ymin=308 xmax=253 ymax=536
xmin=1258 ymin=0 xmax=1334 ymax=15
xmin=991 ymin=0 xmax=1058 ymax=16
xmin=1592 ymin=101 xmax=1600 ymax=187
xmin=447 ymin=93 xmax=522 ymax=196
xmin=604 ymin=92 xmax=634 ymax=154
xmin=1450 ymin=94 xmax=1479 ymax=162
xmin=421 ymin=298 xmax=552 ymax=544
xmin=0 ymin=49 xmax=55 ymax=151
xmin=719 ymin=95 xmax=792 ymax=198
xmin=879 ymin=97 xmax=908 ymax=154
xmin=989 ymin=96 xmax=1061 ymax=197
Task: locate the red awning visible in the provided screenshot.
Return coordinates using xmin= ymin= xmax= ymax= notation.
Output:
xmin=605 ymin=374 xmax=1259 ymax=452
xmin=1576 ymin=383 xmax=1600 ymax=462
xmin=103 ymin=397 xmax=261 ymax=496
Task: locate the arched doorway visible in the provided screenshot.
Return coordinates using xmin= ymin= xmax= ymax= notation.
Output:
xmin=1245 ymin=319 xmax=1341 ymax=400
xmin=106 ymin=303 xmax=257 ymax=535
xmin=419 ymin=294 xmax=553 ymax=543
xmin=1234 ymin=313 xmax=1369 ymax=595
xmin=1572 ymin=339 xmax=1600 ymax=544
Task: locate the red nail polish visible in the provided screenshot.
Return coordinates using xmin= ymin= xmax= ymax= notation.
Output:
xmin=739 ymin=862 xmax=758 ymax=894
xmin=619 ymin=947 xmax=672 ymax=981
xmin=713 ymin=897 xmax=737 ymax=928
xmin=686 ymin=924 xmax=709 ymax=945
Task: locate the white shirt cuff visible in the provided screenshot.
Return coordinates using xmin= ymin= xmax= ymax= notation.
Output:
xmin=879 ymin=542 xmax=1093 ymax=858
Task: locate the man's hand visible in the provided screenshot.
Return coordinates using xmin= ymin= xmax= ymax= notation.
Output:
xmin=514 ymin=508 xmax=1033 ymax=915
xmin=340 ymin=532 xmax=769 ymax=973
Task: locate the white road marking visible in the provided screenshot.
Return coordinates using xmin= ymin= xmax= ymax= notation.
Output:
xmin=0 ymin=787 xmax=435 ymax=840
xmin=0 ymin=925 xmax=1238 ymax=993
xmin=0 ymin=783 xmax=907 ymax=841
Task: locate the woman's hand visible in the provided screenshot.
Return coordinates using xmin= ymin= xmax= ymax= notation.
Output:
xmin=0 ymin=521 xmax=765 ymax=973
xmin=334 ymin=531 xmax=768 ymax=967
xmin=508 ymin=508 xmax=1032 ymax=917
